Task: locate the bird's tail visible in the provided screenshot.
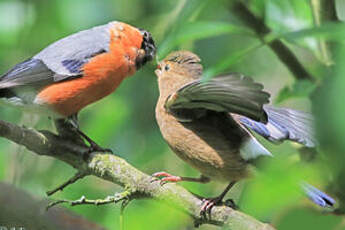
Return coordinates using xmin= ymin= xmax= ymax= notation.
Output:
xmin=0 ymin=88 xmax=15 ymax=99
xmin=302 ymin=183 xmax=335 ymax=208
xmin=263 ymin=105 xmax=317 ymax=147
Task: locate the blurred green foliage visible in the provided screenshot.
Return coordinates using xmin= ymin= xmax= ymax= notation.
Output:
xmin=0 ymin=0 xmax=345 ymax=229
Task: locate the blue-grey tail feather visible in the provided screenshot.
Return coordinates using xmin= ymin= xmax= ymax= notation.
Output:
xmin=302 ymin=183 xmax=335 ymax=208
xmin=239 ymin=105 xmax=317 ymax=147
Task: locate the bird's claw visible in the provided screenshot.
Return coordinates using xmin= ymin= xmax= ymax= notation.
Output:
xmin=200 ymin=198 xmax=238 ymax=218
xmin=200 ymin=198 xmax=219 ymax=218
xmin=84 ymin=143 xmax=113 ymax=155
xmin=151 ymin=171 xmax=182 ymax=185
xmin=224 ymin=198 xmax=239 ymax=210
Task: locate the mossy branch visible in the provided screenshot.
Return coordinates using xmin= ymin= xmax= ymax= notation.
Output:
xmin=0 ymin=119 xmax=275 ymax=229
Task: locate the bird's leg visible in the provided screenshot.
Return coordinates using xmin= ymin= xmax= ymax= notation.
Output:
xmin=69 ymin=114 xmax=113 ymax=154
xmin=200 ymin=181 xmax=238 ymax=217
xmin=74 ymin=128 xmax=113 ymax=154
xmin=151 ymin=171 xmax=210 ymax=185
xmin=55 ymin=114 xmax=113 ymax=154
xmin=54 ymin=117 xmax=85 ymax=146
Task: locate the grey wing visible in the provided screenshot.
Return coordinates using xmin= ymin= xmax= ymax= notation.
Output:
xmin=0 ymin=58 xmax=55 ymax=88
xmin=238 ymin=105 xmax=316 ymax=147
xmin=0 ymin=22 xmax=113 ymax=88
xmin=165 ymin=73 xmax=270 ymax=123
xmin=34 ymin=22 xmax=113 ymax=80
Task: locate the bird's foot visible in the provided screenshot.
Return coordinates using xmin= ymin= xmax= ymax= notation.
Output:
xmin=200 ymin=197 xmax=222 ymax=217
xmin=200 ymin=198 xmax=238 ymax=218
xmin=151 ymin=171 xmax=182 ymax=185
xmin=82 ymin=143 xmax=112 ymax=160
xmin=85 ymin=142 xmax=113 ymax=155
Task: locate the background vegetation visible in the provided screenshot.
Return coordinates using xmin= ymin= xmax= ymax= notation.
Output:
xmin=0 ymin=0 xmax=344 ymax=229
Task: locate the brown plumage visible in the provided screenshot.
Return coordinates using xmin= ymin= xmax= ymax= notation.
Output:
xmin=153 ymin=51 xmax=334 ymax=213
xmin=155 ymin=51 xmax=268 ymax=182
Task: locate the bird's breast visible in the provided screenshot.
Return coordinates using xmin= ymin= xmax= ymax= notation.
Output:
xmin=35 ymin=45 xmax=138 ymax=117
xmin=155 ymin=100 xmax=249 ymax=181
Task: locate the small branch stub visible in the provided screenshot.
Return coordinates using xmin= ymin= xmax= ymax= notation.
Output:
xmin=47 ymin=191 xmax=132 ymax=210
xmin=46 ymin=171 xmax=87 ymax=196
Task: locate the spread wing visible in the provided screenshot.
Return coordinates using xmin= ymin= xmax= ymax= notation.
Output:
xmin=165 ymin=73 xmax=270 ymax=123
xmin=0 ymin=22 xmax=113 ymax=89
xmin=238 ymin=105 xmax=316 ymax=147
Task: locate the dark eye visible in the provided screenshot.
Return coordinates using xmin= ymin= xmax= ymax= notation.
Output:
xmin=164 ymin=64 xmax=170 ymax=71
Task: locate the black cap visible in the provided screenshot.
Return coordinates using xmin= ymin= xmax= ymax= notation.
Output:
xmin=136 ymin=29 xmax=156 ymax=69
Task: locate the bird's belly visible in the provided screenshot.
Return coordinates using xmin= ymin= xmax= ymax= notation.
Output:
xmin=157 ymin=113 xmax=249 ymax=182
xmin=35 ymin=48 xmax=135 ymax=117
xmin=173 ymin=145 xmax=249 ymax=181
xmin=35 ymin=71 xmax=127 ymax=117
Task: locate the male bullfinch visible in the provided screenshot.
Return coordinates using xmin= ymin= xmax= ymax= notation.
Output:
xmin=0 ymin=21 xmax=156 ymax=153
xmin=153 ymin=50 xmax=335 ymax=214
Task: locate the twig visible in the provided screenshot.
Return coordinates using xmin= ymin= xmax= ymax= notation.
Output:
xmin=229 ymin=1 xmax=314 ymax=81
xmin=120 ymin=198 xmax=130 ymax=230
xmin=47 ymin=191 xmax=131 ymax=210
xmin=0 ymin=119 xmax=275 ymax=230
xmin=46 ymin=171 xmax=87 ymax=196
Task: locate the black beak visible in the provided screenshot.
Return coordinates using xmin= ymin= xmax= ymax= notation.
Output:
xmin=136 ymin=29 xmax=156 ymax=69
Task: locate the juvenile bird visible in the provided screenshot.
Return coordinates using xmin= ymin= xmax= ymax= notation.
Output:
xmin=0 ymin=21 xmax=156 ymax=152
xmin=154 ymin=50 xmax=334 ymax=213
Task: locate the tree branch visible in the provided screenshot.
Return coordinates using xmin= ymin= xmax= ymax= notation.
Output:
xmin=230 ymin=1 xmax=315 ymax=81
xmin=0 ymin=119 xmax=275 ymax=229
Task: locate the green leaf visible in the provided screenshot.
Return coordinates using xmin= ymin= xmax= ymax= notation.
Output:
xmin=240 ymin=154 xmax=315 ymax=219
xmin=275 ymin=207 xmax=342 ymax=230
xmin=271 ymin=22 xmax=345 ymax=42
xmin=158 ymin=21 xmax=254 ymax=58
xmin=336 ymin=0 xmax=345 ymax=21
xmin=275 ymin=80 xmax=316 ymax=103
xmin=264 ymin=0 xmax=318 ymax=53
xmin=265 ymin=0 xmax=314 ymax=32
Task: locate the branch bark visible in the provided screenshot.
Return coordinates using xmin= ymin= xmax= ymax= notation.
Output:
xmin=229 ymin=1 xmax=315 ymax=81
xmin=0 ymin=119 xmax=274 ymax=230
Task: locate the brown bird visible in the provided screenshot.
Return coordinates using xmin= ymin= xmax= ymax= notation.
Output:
xmin=153 ymin=50 xmax=334 ymax=214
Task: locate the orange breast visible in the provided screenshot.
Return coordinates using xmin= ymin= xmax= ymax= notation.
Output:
xmin=36 ymin=23 xmax=143 ymax=117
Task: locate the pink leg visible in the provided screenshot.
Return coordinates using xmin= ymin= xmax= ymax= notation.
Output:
xmin=151 ymin=171 xmax=210 ymax=185
xmin=151 ymin=172 xmax=182 ymax=185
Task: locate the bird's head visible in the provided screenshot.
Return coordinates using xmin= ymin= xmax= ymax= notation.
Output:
xmin=156 ymin=51 xmax=202 ymax=79
xmin=155 ymin=51 xmax=203 ymax=95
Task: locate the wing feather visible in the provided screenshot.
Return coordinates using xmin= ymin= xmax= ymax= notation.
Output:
xmin=165 ymin=73 xmax=270 ymax=122
xmin=239 ymin=105 xmax=316 ymax=147
xmin=34 ymin=22 xmax=112 ymax=77
xmin=0 ymin=22 xmax=113 ymax=89
xmin=0 ymin=58 xmax=55 ymax=88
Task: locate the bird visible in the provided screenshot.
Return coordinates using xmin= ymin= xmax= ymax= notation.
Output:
xmin=0 ymin=21 xmax=156 ymax=153
xmin=153 ymin=50 xmax=335 ymax=214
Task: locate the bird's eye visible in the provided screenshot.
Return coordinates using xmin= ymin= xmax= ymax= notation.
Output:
xmin=164 ymin=64 xmax=170 ymax=71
